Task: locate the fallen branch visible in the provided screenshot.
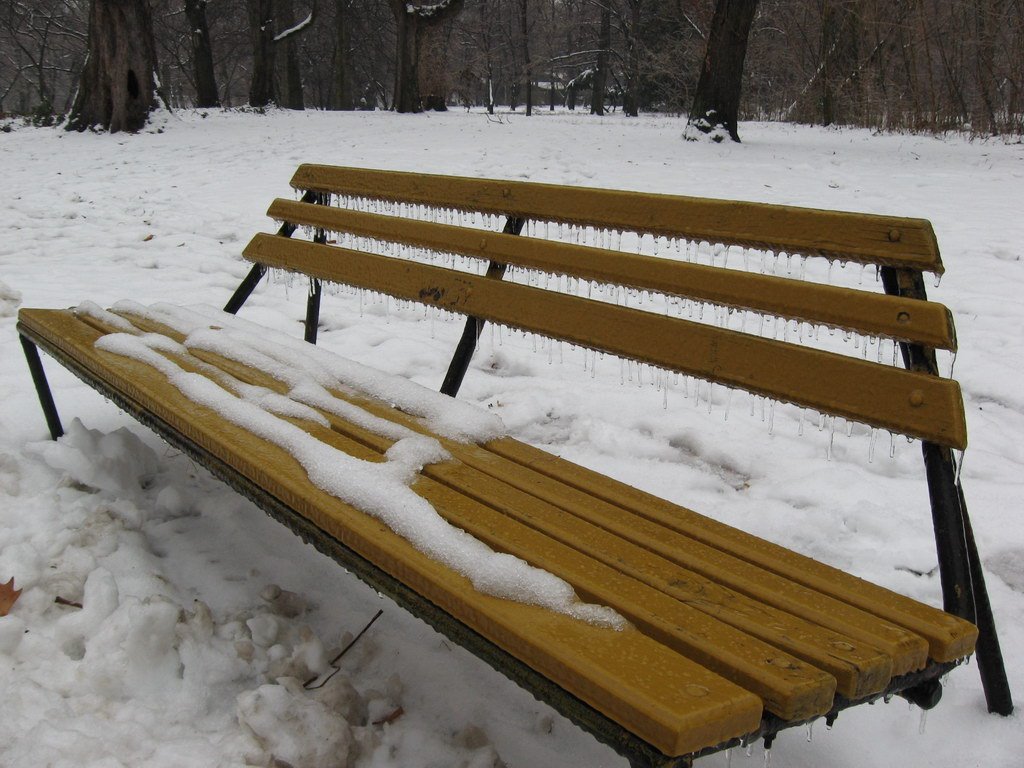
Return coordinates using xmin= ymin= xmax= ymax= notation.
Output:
xmin=303 ymin=608 xmax=384 ymax=689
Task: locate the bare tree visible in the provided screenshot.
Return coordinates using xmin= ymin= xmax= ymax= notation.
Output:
xmin=391 ymin=0 xmax=464 ymax=113
xmin=0 ymin=0 xmax=88 ymax=119
xmin=67 ymin=0 xmax=163 ymax=132
xmin=591 ymin=2 xmax=610 ymax=114
xmin=333 ymin=0 xmax=353 ymax=108
xmin=184 ymin=0 xmax=219 ymax=107
xmin=247 ymin=0 xmax=275 ymax=106
xmin=685 ymin=0 xmax=758 ymax=141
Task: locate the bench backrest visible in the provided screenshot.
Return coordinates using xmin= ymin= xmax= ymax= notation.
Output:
xmin=241 ymin=165 xmax=965 ymax=450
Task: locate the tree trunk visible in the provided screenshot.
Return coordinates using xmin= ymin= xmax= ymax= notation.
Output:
xmin=591 ymin=6 xmax=610 ymax=115
xmin=277 ymin=0 xmax=305 ymax=109
xmin=333 ymin=0 xmax=354 ymax=109
xmin=685 ymin=0 xmax=758 ymax=142
xmin=519 ymin=0 xmax=531 ymax=115
xmin=248 ymin=0 xmax=275 ymax=107
xmin=623 ymin=0 xmax=641 ymax=117
xmin=391 ymin=0 xmax=464 ymax=113
xmin=478 ymin=0 xmax=494 ymax=113
xmin=184 ymin=0 xmax=219 ymax=108
xmin=392 ymin=3 xmax=421 ymax=112
xmin=67 ymin=0 xmax=162 ymax=132
xmin=420 ymin=22 xmax=451 ymax=110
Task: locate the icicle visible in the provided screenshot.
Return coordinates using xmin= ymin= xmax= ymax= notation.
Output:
xmin=889 ymin=431 xmax=897 ymax=459
xmin=954 ymin=449 xmax=966 ymax=484
xmin=763 ymin=748 xmax=772 ymax=768
xmin=918 ymin=708 xmax=929 ymax=735
xmin=933 ymin=273 xmax=942 ymax=288
xmin=768 ymin=401 xmax=776 ymax=434
xmin=827 ymin=417 xmax=836 ymax=461
xmin=806 ymin=721 xmax=814 ymax=743
xmin=726 ymin=748 xmax=733 ymax=768
xmin=724 ymin=389 xmax=734 ymax=421
xmin=798 ymin=408 xmax=806 ymax=436
xmin=869 ymin=428 xmax=878 ymax=463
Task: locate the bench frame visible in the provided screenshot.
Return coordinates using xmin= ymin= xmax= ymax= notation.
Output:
xmin=18 ymin=169 xmax=1012 ymax=766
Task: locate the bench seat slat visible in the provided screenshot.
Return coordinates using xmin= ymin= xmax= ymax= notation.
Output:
xmin=267 ymin=198 xmax=957 ymax=351
xmin=243 ymin=234 xmax=968 ymax=449
xmin=17 ymin=307 xmax=764 ymax=757
xmin=142 ymin=332 xmax=892 ymax=702
xmin=109 ymin=311 xmax=849 ymax=715
xmin=486 ymin=439 xmax=978 ymax=664
xmin=107 ymin=311 xmax=958 ymax=700
xmin=289 ymin=165 xmax=943 ymax=273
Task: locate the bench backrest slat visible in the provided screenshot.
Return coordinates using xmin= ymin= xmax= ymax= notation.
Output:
xmin=290 ymin=165 xmax=943 ymax=273
xmin=243 ymin=233 xmax=967 ymax=449
xmin=267 ymin=198 xmax=956 ymax=351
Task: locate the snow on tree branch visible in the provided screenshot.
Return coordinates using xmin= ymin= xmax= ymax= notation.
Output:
xmin=274 ymin=11 xmax=314 ymax=43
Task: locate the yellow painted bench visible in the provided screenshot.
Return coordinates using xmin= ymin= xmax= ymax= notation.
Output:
xmin=17 ymin=166 xmax=1011 ymax=767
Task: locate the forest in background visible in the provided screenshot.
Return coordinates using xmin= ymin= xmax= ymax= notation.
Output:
xmin=3 ymin=0 xmax=1023 ymax=136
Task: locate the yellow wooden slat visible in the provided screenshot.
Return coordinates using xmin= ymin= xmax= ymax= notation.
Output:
xmin=243 ymin=233 xmax=968 ymax=449
xmin=110 ymin=309 xmax=846 ymax=715
xmin=18 ymin=307 xmax=763 ymax=756
xmin=486 ymin=438 xmax=978 ymax=664
xmin=267 ymin=199 xmax=957 ymax=351
xmin=289 ymin=165 xmax=944 ymax=272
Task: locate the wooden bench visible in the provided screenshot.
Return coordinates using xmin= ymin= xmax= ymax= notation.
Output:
xmin=17 ymin=165 xmax=1011 ymax=767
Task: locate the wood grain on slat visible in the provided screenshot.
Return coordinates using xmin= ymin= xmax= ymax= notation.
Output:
xmin=289 ymin=165 xmax=944 ymax=272
xmin=102 ymin=307 xmax=975 ymax=666
xmin=18 ymin=307 xmax=763 ymax=757
xmin=243 ymin=234 xmax=968 ymax=449
xmin=266 ymin=198 xmax=956 ymax=351
xmin=107 ymin=313 xmax=892 ymax=702
xmin=487 ymin=438 xmax=978 ymax=664
xmin=110 ymin=310 xmax=846 ymax=715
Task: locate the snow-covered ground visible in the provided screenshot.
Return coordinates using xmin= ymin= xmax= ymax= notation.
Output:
xmin=1 ymin=109 xmax=1022 ymax=767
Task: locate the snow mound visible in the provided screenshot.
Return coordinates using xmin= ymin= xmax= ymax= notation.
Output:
xmin=0 ymin=280 xmax=22 ymax=318
xmin=31 ymin=418 xmax=158 ymax=498
xmin=238 ymin=678 xmax=356 ymax=768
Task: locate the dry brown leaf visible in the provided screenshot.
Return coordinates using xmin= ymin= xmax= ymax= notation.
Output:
xmin=0 ymin=578 xmax=21 ymax=616
xmin=143 ymin=233 xmax=154 ymax=242
xmin=372 ymin=707 xmax=404 ymax=726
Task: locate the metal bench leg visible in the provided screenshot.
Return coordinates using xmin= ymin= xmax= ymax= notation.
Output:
xmin=924 ymin=444 xmax=1012 ymax=714
xmin=960 ymin=481 xmax=1013 ymax=715
xmin=440 ymin=216 xmax=526 ymax=397
xmin=304 ymin=195 xmax=330 ymax=345
xmin=224 ymin=263 xmax=267 ymax=314
xmin=881 ymin=266 xmax=1012 ymax=715
xmin=304 ymin=278 xmax=322 ymax=344
xmin=224 ymin=190 xmax=319 ymax=315
xmin=20 ymin=334 xmax=64 ymax=440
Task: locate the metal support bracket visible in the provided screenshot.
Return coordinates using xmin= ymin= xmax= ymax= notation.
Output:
xmin=440 ymin=216 xmax=526 ymax=396
xmin=224 ymin=190 xmax=318 ymax=315
xmin=881 ymin=266 xmax=1012 ymax=715
xmin=304 ymin=193 xmax=330 ymax=344
xmin=19 ymin=334 xmax=64 ymax=440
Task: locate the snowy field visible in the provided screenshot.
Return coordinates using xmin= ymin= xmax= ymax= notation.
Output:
xmin=1 ymin=109 xmax=1023 ymax=767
